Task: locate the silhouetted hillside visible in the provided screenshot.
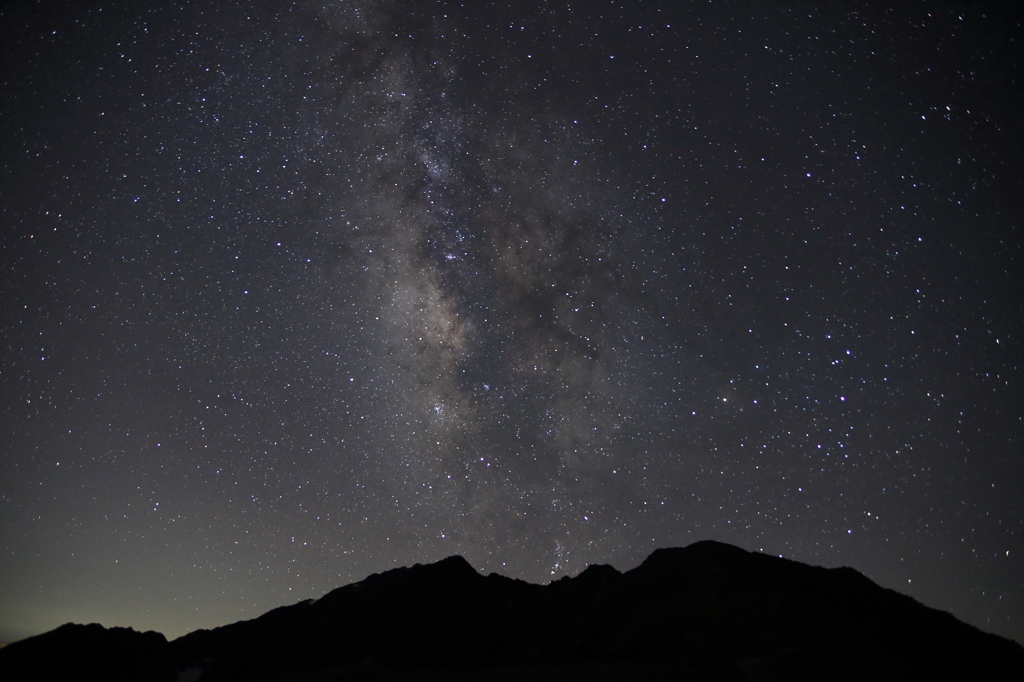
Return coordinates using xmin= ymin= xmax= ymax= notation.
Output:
xmin=2 ymin=541 xmax=1021 ymax=681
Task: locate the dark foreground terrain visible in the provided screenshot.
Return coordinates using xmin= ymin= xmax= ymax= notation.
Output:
xmin=2 ymin=541 xmax=1022 ymax=681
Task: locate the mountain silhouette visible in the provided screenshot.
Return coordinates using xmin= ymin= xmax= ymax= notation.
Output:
xmin=2 ymin=541 xmax=1022 ymax=681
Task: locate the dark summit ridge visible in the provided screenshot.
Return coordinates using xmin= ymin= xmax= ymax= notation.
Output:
xmin=0 ymin=623 xmax=170 ymax=682
xmin=2 ymin=542 xmax=1021 ymax=681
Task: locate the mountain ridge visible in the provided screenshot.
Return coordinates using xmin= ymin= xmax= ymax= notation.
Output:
xmin=2 ymin=541 xmax=1021 ymax=681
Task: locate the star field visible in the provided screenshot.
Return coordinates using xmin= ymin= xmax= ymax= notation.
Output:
xmin=1 ymin=1 xmax=1022 ymax=645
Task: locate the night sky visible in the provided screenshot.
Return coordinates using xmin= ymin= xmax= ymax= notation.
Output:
xmin=2 ymin=0 xmax=1022 ymax=646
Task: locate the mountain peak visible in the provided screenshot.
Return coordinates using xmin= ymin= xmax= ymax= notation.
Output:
xmin=640 ymin=540 xmax=752 ymax=567
xmin=424 ymin=553 xmax=479 ymax=576
xmin=362 ymin=553 xmax=481 ymax=588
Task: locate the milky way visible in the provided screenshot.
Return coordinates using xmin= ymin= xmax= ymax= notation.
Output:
xmin=294 ymin=4 xmax=695 ymax=567
xmin=1 ymin=1 xmax=1022 ymax=645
